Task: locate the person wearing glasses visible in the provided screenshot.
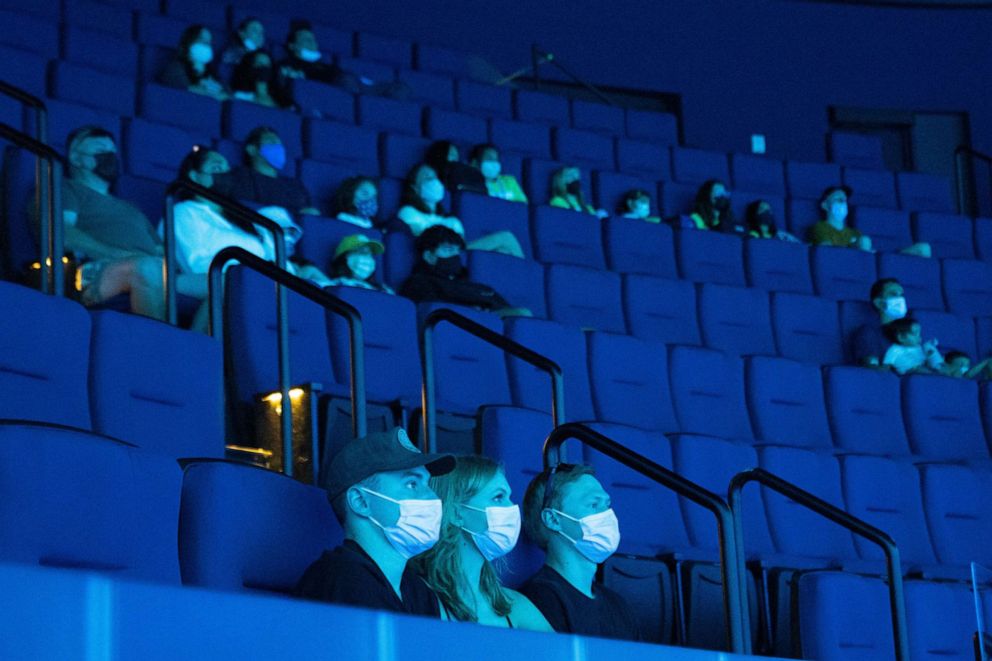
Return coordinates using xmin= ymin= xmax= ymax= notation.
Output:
xmin=519 ymin=463 xmax=641 ymax=641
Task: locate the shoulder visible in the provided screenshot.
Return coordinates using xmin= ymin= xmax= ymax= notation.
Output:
xmin=505 ymin=588 xmax=554 ymax=632
xmin=549 ymin=196 xmax=568 ymax=208
xmin=336 ymin=212 xmax=373 ymax=228
xmin=397 ymin=205 xmax=421 ymax=222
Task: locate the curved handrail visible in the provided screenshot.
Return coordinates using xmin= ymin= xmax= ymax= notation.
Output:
xmin=728 ymin=468 xmax=909 ymax=661
xmin=420 ymin=307 xmax=564 ymax=452
xmin=543 ymin=423 xmax=748 ymax=654
xmin=208 ymin=246 xmax=367 ymax=482
xmin=0 ymin=122 xmax=63 ymax=295
xmin=162 ymin=179 xmax=288 ymax=325
xmin=0 ymin=80 xmax=47 ymax=143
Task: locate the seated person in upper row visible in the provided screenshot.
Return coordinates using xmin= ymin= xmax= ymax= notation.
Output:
xmin=222 ymin=16 xmax=266 ymax=65
xmin=689 ymin=179 xmax=744 ymax=233
xmin=215 ymin=126 xmax=319 ymax=216
xmin=333 ymin=176 xmax=380 ymax=229
xmin=744 ymin=199 xmax=800 ymax=242
xmin=158 ymin=25 xmax=229 ymax=101
xmin=400 ymin=226 xmax=531 ymax=318
xmin=398 ymin=163 xmax=524 ymax=257
xmin=852 ymin=277 xmax=908 ymax=367
xmin=468 ymin=143 xmax=527 ymax=204
xmin=549 ymin=166 xmax=609 ymax=219
xmin=808 ymin=185 xmax=931 ymax=256
xmin=230 ymin=50 xmax=281 ymax=109
xmin=617 ymin=189 xmax=660 ymax=223
xmin=326 ymin=234 xmax=395 ymax=294
xmin=882 ymin=317 xmax=992 ymax=378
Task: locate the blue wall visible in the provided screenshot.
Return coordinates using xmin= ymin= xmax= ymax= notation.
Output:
xmin=241 ymin=0 xmax=992 ymax=163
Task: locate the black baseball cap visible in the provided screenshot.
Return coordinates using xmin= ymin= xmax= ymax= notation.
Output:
xmin=323 ymin=427 xmax=455 ymax=499
xmin=819 ymin=185 xmax=853 ymax=205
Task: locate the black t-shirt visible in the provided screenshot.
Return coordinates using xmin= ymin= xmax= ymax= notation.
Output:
xmin=520 ymin=565 xmax=641 ymax=642
xmin=220 ymin=166 xmax=313 ymax=214
xmin=295 ymin=540 xmax=441 ymax=617
xmin=400 ymin=264 xmax=511 ymax=311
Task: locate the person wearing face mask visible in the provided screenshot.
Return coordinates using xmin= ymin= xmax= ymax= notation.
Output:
xmin=400 ymin=226 xmax=531 ymax=317
xmin=411 ymin=455 xmax=552 ymax=630
xmin=618 ymin=189 xmax=660 ymax=223
xmin=296 ymin=428 xmax=454 ymax=615
xmin=519 ymin=463 xmax=640 ymax=641
xmin=158 ymin=24 xmax=228 ymax=101
xmin=326 ymin=234 xmax=394 ymax=293
xmin=808 ymin=185 xmax=872 ymax=250
xmin=468 ymin=144 xmax=527 ymax=204
xmin=549 ymin=166 xmax=609 ymax=219
xmin=332 ymin=176 xmax=379 ymax=229
xmin=398 ymin=163 xmax=524 ymax=257
xmin=852 ymin=278 xmax=910 ymax=367
xmin=230 ymin=50 xmax=280 ymax=108
xmin=220 ymin=126 xmax=321 ymax=216
xmin=689 ymin=179 xmax=743 ymax=233
xmin=223 ymin=17 xmax=266 ymax=65
xmin=744 ymin=199 xmax=799 ymax=241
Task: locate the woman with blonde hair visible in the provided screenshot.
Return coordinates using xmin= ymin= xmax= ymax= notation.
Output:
xmin=413 ymin=455 xmax=552 ymax=630
xmin=548 ymin=165 xmax=608 ymax=218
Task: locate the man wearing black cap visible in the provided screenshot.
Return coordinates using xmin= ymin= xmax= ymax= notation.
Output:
xmin=296 ymin=427 xmax=454 ymax=615
xmin=808 ymin=185 xmax=873 ymax=250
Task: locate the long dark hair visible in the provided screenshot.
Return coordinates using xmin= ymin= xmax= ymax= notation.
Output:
xmin=176 ymin=148 xmax=259 ymax=237
xmin=693 ymin=179 xmax=733 ymax=228
xmin=425 ymin=140 xmax=457 ymax=182
xmin=332 ymin=175 xmax=377 ymax=216
xmin=177 ymin=24 xmax=215 ymax=85
xmin=231 ymin=50 xmax=273 ymax=93
xmin=401 ymin=163 xmax=448 ymax=216
xmin=745 ymin=199 xmax=778 ymax=236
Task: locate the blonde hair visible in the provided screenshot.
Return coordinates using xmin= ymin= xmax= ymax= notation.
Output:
xmin=412 ymin=455 xmax=512 ymax=622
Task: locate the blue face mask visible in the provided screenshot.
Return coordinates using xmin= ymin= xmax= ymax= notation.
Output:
xmin=355 ymin=196 xmax=378 ymax=219
xmin=259 ymin=143 xmax=286 ymax=170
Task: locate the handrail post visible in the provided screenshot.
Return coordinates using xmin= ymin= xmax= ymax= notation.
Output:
xmin=48 ymin=159 xmax=63 ymax=297
xmin=421 ymin=322 xmax=437 ymax=452
xmin=163 ymin=193 xmax=178 ymax=326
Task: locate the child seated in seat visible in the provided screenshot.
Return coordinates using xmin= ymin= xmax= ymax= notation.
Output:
xmin=882 ymin=317 xmax=949 ymax=376
xmin=943 ymin=350 xmax=992 ymax=379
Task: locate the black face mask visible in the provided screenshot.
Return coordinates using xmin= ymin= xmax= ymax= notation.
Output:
xmin=712 ymin=195 xmax=730 ymax=212
xmin=566 ymin=180 xmax=582 ymax=196
xmin=251 ymin=66 xmax=272 ymax=86
xmin=433 ymin=255 xmax=462 ymax=278
xmin=92 ymin=152 xmax=119 ymax=184
xmin=756 ymin=211 xmax=775 ymax=230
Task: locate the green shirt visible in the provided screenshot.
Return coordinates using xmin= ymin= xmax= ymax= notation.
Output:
xmin=808 ymin=220 xmax=862 ymax=248
xmin=485 ymin=175 xmax=528 ymax=204
xmin=550 ymin=195 xmax=596 ymax=215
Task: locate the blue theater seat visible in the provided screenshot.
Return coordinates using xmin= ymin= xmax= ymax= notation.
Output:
xmin=905 ymin=581 xmax=979 ymax=661
xmin=52 ymin=61 xmax=136 ymax=116
xmin=941 ymin=258 xmax=992 ymax=316
xmin=977 ymin=317 xmax=992 ymax=360
xmin=0 ymin=423 xmax=183 ymax=583
xmin=771 ymin=292 xmax=844 ymax=365
xmin=135 ymin=12 xmax=189 ymax=48
xmin=823 ymin=366 xmax=910 ymax=456
xmin=62 ymin=25 xmax=138 ymax=77
xmin=785 ymin=160 xmax=842 ymax=201
xmin=178 ymin=460 xmax=340 ymax=592
xmin=571 ymin=99 xmax=625 ymax=135
xmin=624 ymin=109 xmax=678 ymax=146
xmin=745 ymin=356 xmax=833 ymax=450
xmin=744 ymin=237 xmax=813 ymax=294
xmin=552 ymin=127 xmax=615 ymax=171
xmin=455 ymin=80 xmax=513 ymax=119
xmin=138 ymin=83 xmax=222 ymax=138
xmin=786 ymin=198 xmax=823 ymax=242
xmin=466 ymin=251 xmax=547 ymax=318
xmin=292 ymin=81 xmax=355 ymax=124
xmin=504 ymin=317 xmax=594 ymax=422
xmin=660 ymin=181 xmax=698 ymax=218
xmin=89 ymin=310 xmax=224 ymax=458
xmin=114 ymin=174 xmax=167 ymax=228
xmin=162 ymin=0 xmax=226 ymax=27
xmin=843 ymin=167 xmax=898 ymax=209
xmin=593 ymin=171 xmax=659 ymax=215
xmin=310 ymin=21 xmax=360 ymax=58
xmin=336 ymin=57 xmax=397 ymax=87
xmin=63 ymin=0 xmax=133 ymax=40
xmin=902 ymin=374 xmax=987 ymax=461
xmin=379 ymin=133 xmax=432 ymax=179
xmin=545 ymin=264 xmax=625 ymax=333
xmin=913 ymin=309 xmax=978 ymax=358
xmin=356 ymin=95 xmax=421 ymax=135
xmin=46 ymin=98 xmax=121 ymax=154
xmin=839 ymin=299 xmax=877 ymax=361
xmin=355 ymin=31 xmax=413 ymax=68
xmin=875 ymin=252 xmax=944 ymax=311
xmin=303 ymin=119 xmax=378 ymax=172
xmin=224 ymin=102 xmax=303 ymax=161
xmin=913 ymin=212 xmax=975 ymax=259
xmin=587 ymin=332 xmax=678 ymax=432
xmin=919 ymin=463 xmax=992 ymax=568
xmin=975 ymin=216 xmax=992 ymax=261
xmin=729 ymin=154 xmax=786 ymax=197
xmin=669 ymin=346 xmax=753 ymax=439
xmin=604 ymin=217 xmax=677 ymax=277
xmin=0 ymin=9 xmax=58 ymax=56
xmin=453 ymin=192 xmax=533 ymax=258
xmin=523 ymin=158 xmax=578 ymax=205
xmin=138 ymin=44 xmax=177 ymax=82
xmin=622 ymin=275 xmax=700 ymax=345
xmin=0 ymin=282 xmax=92 ymax=428
xmin=414 ymin=43 xmax=474 ymax=78
xmin=615 ymin=138 xmax=669 ymax=180
xmin=424 ymin=107 xmax=488 ymax=149
xmin=798 ymin=572 xmax=894 ymax=661
xmin=674 ymin=230 xmax=745 ymax=285
xmin=298 ymin=160 xmax=354 ymax=214
xmin=398 ymin=68 xmax=455 ymax=109
xmin=852 ymin=206 xmax=913 ymax=253
xmin=698 ymin=283 xmax=776 ymax=356
xmin=670 ymin=147 xmax=730 ymax=185
xmin=896 ymin=172 xmax=954 ymax=213
xmin=489 ymin=118 xmax=552 ymax=160
xmin=828 ymin=131 xmax=884 ymax=170
xmin=530 ymin=205 xmax=605 ymax=268
xmin=123 ymin=118 xmax=198 ymax=183
xmin=810 ymin=246 xmax=877 ymax=300
xmin=514 ymin=89 xmax=570 ymax=126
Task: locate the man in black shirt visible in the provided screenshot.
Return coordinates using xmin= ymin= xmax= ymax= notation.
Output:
xmin=296 ymin=427 xmax=453 ymax=616
xmin=519 ymin=463 xmax=641 ymax=642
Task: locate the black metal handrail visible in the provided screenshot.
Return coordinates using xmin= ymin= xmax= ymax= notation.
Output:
xmin=0 ymin=80 xmax=47 ymax=143
xmin=728 ymin=468 xmax=909 ymax=660
xmin=420 ymin=307 xmax=565 ymax=452
xmin=208 ymin=246 xmax=367 ymax=482
xmin=543 ymin=423 xmax=748 ymax=654
xmin=0 ymin=122 xmax=63 ymax=296
xmin=163 ymin=179 xmax=289 ymax=326
xmin=954 ymin=145 xmax=992 ymax=216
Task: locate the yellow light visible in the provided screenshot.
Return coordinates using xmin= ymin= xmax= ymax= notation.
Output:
xmin=262 ymin=388 xmax=305 ymax=404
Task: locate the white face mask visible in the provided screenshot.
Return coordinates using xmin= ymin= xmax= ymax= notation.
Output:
xmin=298 ymin=48 xmax=322 ymax=63
xmin=346 ymin=253 xmax=376 ymax=281
xmin=884 ymin=296 xmax=907 ymax=320
xmin=360 ymin=487 xmax=443 ymax=559
xmin=829 ymin=201 xmax=848 ymax=224
xmin=242 ymin=37 xmax=259 ymax=52
xmin=553 ymin=508 xmax=621 ymax=564
xmin=480 ymin=160 xmax=501 ymax=180
xmin=420 ymin=178 xmax=446 ymax=205
xmin=461 ymin=504 xmax=521 ymax=562
xmin=188 ymin=43 xmax=214 ymax=65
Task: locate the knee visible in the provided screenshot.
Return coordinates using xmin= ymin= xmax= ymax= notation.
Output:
xmin=133 ymin=257 xmax=164 ymax=289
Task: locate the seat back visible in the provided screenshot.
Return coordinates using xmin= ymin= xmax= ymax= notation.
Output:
xmin=746 ymin=356 xmax=833 ymax=450
xmin=823 ymin=366 xmax=912 ymax=456
xmin=771 ymin=292 xmax=844 ymax=365
xmin=669 ymin=346 xmax=753 ymax=439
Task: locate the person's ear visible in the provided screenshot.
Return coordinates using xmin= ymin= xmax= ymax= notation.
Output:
xmin=68 ymin=150 xmax=86 ymax=169
xmin=245 ymin=144 xmax=259 ymax=159
xmin=346 ymin=486 xmax=371 ymax=518
xmin=422 ymin=250 xmax=436 ymax=265
xmin=541 ymin=508 xmax=562 ymax=532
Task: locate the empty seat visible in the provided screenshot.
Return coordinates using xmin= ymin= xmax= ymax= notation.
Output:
xmin=298 ymin=160 xmax=356 ymax=214
xmin=552 ymin=127 xmax=615 ymax=171
xmin=514 ymin=89 xmax=570 ymax=126
xmin=744 ymin=237 xmax=813 ymax=294
xmin=0 ymin=281 xmax=91 ymax=428
xmin=828 ymin=131 xmax=884 ymax=169
xmin=623 ymin=275 xmax=700 ymax=345
xmin=587 ymin=332 xmax=678 ymax=432
xmin=912 ymin=212 xmax=975 ymax=259
xmin=797 ymin=572 xmax=894 ymax=661
xmin=138 ymin=44 xmax=176 ymax=83
xmin=670 ymin=147 xmax=730 ymax=185
xmin=163 ymin=0 xmax=227 ymax=28
xmin=852 ymin=207 xmax=913 ymax=253
xmin=123 ymin=118 xmax=198 ymax=183
xmin=569 ymin=99 xmax=624 ymax=135
xmin=941 ymin=258 xmax=992 ymax=316
xmin=303 ymin=119 xmax=378 ymax=172
xmin=698 ymin=283 xmax=775 ymax=356
xmin=896 ymin=172 xmax=954 ymax=213
xmin=545 ymin=264 xmax=625 ymax=333
xmin=355 ymin=31 xmax=412 ymax=67
xmin=905 ymin=581 xmax=979 ymax=661
xmin=135 ymin=12 xmax=189 ymax=48
xmin=455 ymin=80 xmax=512 ymax=119
xmin=604 ymin=217 xmax=677 ymax=277
xmin=224 ymin=103 xmax=303 ymax=161
xmin=489 ymin=119 xmax=552 ymax=160
xmin=675 ymin=230 xmax=746 ymax=285
xmin=139 ymin=83 xmax=222 ymax=137
xmin=530 ymin=205 xmax=605 ymax=268
xmin=919 ymin=463 xmax=992 ymax=568
xmin=810 ymin=246 xmax=877 ymax=300
xmin=745 ymin=356 xmax=833 ymax=449
xmin=974 ymin=216 xmax=992 ymax=262
xmin=615 ymin=138 xmax=669 ymax=180
xmin=660 ymin=181 xmax=698 ymax=218
xmin=466 ymin=251 xmax=547 ymax=318
xmin=0 ymin=9 xmax=58 ymax=56
xmin=379 ymin=133 xmax=432 ymax=179
xmin=398 ymin=68 xmax=455 ymax=109
xmin=356 ymin=95 xmax=422 ymax=135
xmin=669 ymin=346 xmax=753 ymax=439
xmin=625 ymin=109 xmax=678 ymax=146
xmin=453 ymin=192 xmax=533 ymax=258
xmin=902 ymin=374 xmax=987 ymax=461
xmin=414 ymin=43 xmax=474 ymax=78
xmin=479 ymin=406 xmax=553 ymax=498
xmin=424 ymin=107 xmax=488 ymax=148
xmin=504 ymin=317 xmax=595 ymax=422
xmin=62 ymin=26 xmax=138 ymax=77
xmin=336 ymin=56 xmax=397 ymax=86
xmin=292 ymin=81 xmax=355 ymax=124
xmin=842 ymin=167 xmax=898 ymax=208
xmin=913 ymin=309 xmax=978 ymax=358
xmin=785 ymin=160 xmax=842 ymax=200
xmin=178 ymin=460 xmax=340 ymax=592
xmin=50 ymin=61 xmax=135 ymax=116
xmin=875 ymin=252 xmax=943 ymax=311
xmin=593 ymin=171 xmax=659 ymax=217
xmin=63 ymin=0 xmax=132 ymax=39
xmin=729 ymin=154 xmax=785 ymax=197
xmin=772 ymin=292 xmax=845 ymax=365
xmin=89 ymin=311 xmax=224 ymax=459
xmin=786 ymin=198 xmax=823 ymax=243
